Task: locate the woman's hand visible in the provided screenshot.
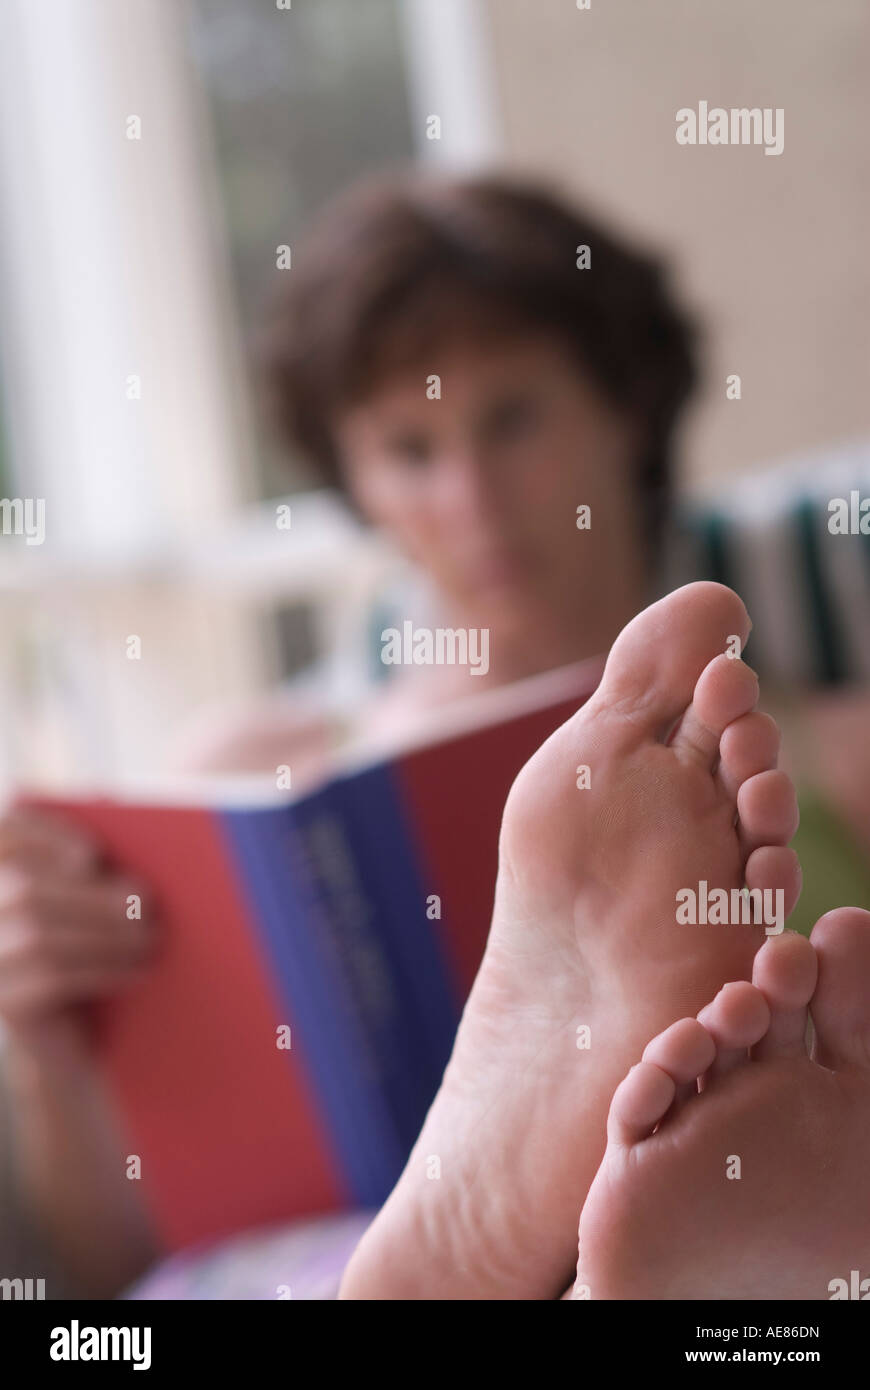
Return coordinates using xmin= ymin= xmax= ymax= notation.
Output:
xmin=0 ymin=808 xmax=153 ymax=1037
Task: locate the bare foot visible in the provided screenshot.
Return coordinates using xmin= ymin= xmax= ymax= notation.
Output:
xmin=340 ymin=583 xmax=801 ymax=1300
xmin=574 ymin=910 xmax=870 ymax=1300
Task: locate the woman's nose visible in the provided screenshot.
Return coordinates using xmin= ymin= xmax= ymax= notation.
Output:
xmin=437 ymin=450 xmax=501 ymax=527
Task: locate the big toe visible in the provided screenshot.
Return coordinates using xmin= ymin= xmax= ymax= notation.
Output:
xmin=591 ymin=582 xmax=751 ymax=744
xmin=810 ymin=908 xmax=870 ymax=1069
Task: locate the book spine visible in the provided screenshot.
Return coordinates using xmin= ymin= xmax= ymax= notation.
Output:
xmin=336 ymin=764 xmax=460 ymax=1136
xmin=283 ymin=772 xmax=453 ymax=1162
xmin=219 ymin=800 xmax=405 ymax=1208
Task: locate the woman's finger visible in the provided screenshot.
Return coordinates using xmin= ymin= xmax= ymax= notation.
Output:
xmin=0 ymin=809 xmax=100 ymax=878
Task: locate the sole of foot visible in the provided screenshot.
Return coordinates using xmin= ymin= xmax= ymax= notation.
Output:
xmin=574 ymin=909 xmax=870 ymax=1300
xmin=340 ymin=583 xmax=801 ymax=1300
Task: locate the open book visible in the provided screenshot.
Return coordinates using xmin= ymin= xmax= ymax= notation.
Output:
xmin=29 ymin=662 xmax=600 ymax=1253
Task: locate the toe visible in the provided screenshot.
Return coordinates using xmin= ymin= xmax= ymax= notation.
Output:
xmin=751 ymin=931 xmax=817 ymax=1059
xmin=642 ymin=1016 xmax=717 ymax=1082
xmin=669 ymin=655 xmax=759 ymax=769
xmin=642 ymin=1015 xmax=716 ymax=1110
xmin=608 ymin=1019 xmax=716 ymax=1145
xmin=809 ymin=908 xmax=870 ymax=1069
xmin=607 ymin=1061 xmax=677 ymax=1146
xmin=737 ymin=769 xmax=800 ymax=857
xmin=717 ymin=711 xmax=781 ymax=800
xmin=745 ymin=845 xmax=802 ymax=920
xmin=697 ymin=980 xmax=770 ymax=1081
xmin=592 ymin=582 xmax=751 ymax=744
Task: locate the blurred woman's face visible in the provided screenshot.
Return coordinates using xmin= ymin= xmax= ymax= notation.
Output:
xmin=335 ymin=333 xmax=646 ymax=644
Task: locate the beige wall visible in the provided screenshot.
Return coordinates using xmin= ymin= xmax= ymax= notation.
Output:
xmin=483 ymin=0 xmax=870 ymax=494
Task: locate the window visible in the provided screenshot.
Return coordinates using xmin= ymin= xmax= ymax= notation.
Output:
xmin=186 ymin=0 xmax=416 ymax=497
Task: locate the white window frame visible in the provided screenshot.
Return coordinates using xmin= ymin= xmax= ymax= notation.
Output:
xmin=400 ymin=0 xmax=502 ymax=168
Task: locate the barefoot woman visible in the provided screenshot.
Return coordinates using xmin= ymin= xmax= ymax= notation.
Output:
xmin=0 ymin=174 xmax=855 ymax=1299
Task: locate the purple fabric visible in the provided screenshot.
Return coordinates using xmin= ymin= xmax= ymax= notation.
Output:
xmin=123 ymin=1210 xmax=373 ymax=1301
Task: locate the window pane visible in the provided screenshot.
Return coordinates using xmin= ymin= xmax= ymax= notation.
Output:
xmin=186 ymin=0 xmax=415 ymax=497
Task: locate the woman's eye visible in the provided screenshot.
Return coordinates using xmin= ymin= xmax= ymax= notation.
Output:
xmin=487 ymin=397 xmax=540 ymax=441
xmin=388 ymin=436 xmax=432 ymax=467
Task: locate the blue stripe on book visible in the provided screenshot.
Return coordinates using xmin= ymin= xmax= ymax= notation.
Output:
xmin=219 ymin=803 xmax=405 ymax=1208
xmin=284 ymin=776 xmax=432 ymax=1161
xmin=336 ymin=763 xmax=461 ymax=1145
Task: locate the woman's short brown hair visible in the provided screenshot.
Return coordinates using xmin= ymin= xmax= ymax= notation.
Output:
xmin=260 ymin=169 xmax=698 ymax=543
